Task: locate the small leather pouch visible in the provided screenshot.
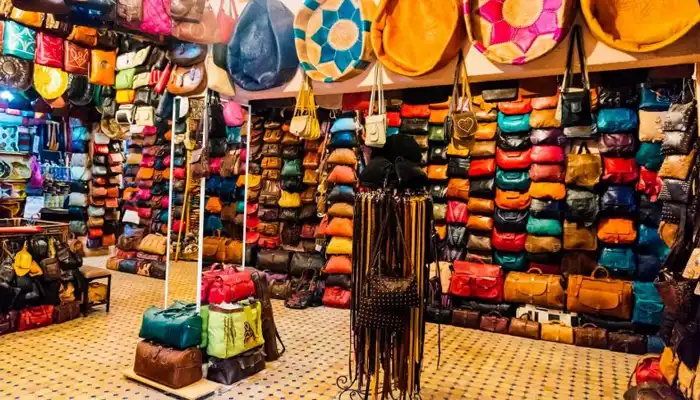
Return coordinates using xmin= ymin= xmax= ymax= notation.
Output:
xmin=658 ymin=150 xmax=695 ymax=180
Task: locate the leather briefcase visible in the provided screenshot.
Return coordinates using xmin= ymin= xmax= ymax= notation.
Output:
xmin=451 ymin=308 xmax=481 ymax=329
xmin=479 ymin=312 xmax=509 ymax=333
xmin=567 ymin=267 xmax=633 ymax=320
xmin=608 ymin=331 xmax=646 ymax=354
xmin=207 ymin=346 xmax=265 ymax=385
xmin=503 ymin=268 xmax=565 ymax=309
xmin=53 ymin=302 xmax=81 ymax=324
xmin=573 ymin=323 xmax=607 ymax=349
xmin=133 ymin=340 xmax=203 ymax=389
xmin=508 ymin=315 xmax=540 ymax=340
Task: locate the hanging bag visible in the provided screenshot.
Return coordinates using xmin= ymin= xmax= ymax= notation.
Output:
xmin=558 ymin=25 xmax=594 ymax=132
xmin=365 ymin=63 xmax=386 ymax=148
xmin=447 ymin=53 xmax=477 ymax=153
xmin=289 ymin=76 xmax=320 ymax=140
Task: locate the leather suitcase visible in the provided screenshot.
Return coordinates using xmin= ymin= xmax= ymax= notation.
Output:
xmin=207 ymin=346 xmax=265 ymax=385
xmin=53 ymin=302 xmax=81 ymax=324
xmin=133 ymin=341 xmax=203 ymax=389
xmin=0 ymin=310 xmax=18 ymax=335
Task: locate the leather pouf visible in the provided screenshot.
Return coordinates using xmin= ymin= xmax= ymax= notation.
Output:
xmin=581 ymin=0 xmax=700 ymax=52
xmin=227 ymin=0 xmax=299 ymax=91
xmin=464 ymin=0 xmax=575 ymax=64
xmin=294 ymin=0 xmax=376 ymax=82
xmin=371 ymin=0 xmax=465 ymax=77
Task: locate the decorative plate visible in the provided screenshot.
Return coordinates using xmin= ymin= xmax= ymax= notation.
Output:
xmin=464 ymin=0 xmax=575 ymax=64
xmin=294 ymin=0 xmax=375 ymax=82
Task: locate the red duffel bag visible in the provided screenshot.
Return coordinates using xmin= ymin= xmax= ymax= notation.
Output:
xmin=448 ymin=261 xmax=504 ymax=302
xmin=322 ymin=287 xmax=351 ymax=309
xmin=492 ymin=227 xmax=527 ymax=252
xmin=201 ymin=263 xmax=235 ymax=303
xmin=634 ymin=355 xmax=664 ymax=385
xmin=207 ymin=269 xmax=256 ymax=304
xmin=18 ymin=305 xmax=54 ymax=331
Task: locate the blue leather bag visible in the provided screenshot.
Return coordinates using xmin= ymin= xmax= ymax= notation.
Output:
xmin=158 ymin=211 xmax=169 ymax=224
xmin=139 ymin=302 xmax=202 ymax=350
xmin=227 ymin=0 xmax=298 ymax=91
xmin=236 ymin=202 xmax=245 ymax=213
xmin=119 ymin=259 xmax=139 ymax=274
xmin=494 ymin=250 xmax=527 ymax=271
xmin=3 ymin=21 xmax=36 ymax=60
xmin=596 ymin=108 xmax=639 ymax=133
xmin=600 ymin=185 xmax=636 ymax=214
xmin=646 ymin=335 xmax=664 ymax=354
xmin=636 ymin=254 xmax=662 ymax=282
xmin=526 ymin=216 xmax=562 ymax=236
xmin=205 ymin=215 xmax=224 ymax=235
xmin=638 ymin=224 xmax=670 ymax=260
xmin=72 ymin=140 xmax=88 ymax=153
xmin=227 ymin=127 xmax=241 ymax=145
xmin=331 ymin=118 xmax=358 ymax=133
xmin=219 ymin=178 xmax=237 ymax=202
xmin=495 ymin=168 xmax=530 ymax=191
xmin=639 ymin=84 xmax=680 ymax=111
xmin=497 ymin=112 xmax=530 ymax=133
xmin=598 ymin=247 xmax=636 ymax=275
xmin=207 ymin=176 xmax=222 ymax=196
xmin=387 ymin=127 xmax=399 ymax=137
xmin=635 ymin=142 xmax=663 ymax=171
xmin=329 ymin=131 xmax=358 ymax=148
xmin=632 ymin=282 xmax=664 ymax=326
xmin=328 ymin=185 xmax=355 ymax=203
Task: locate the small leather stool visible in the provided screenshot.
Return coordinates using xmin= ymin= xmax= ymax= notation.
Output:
xmin=79 ymin=266 xmax=112 ymax=316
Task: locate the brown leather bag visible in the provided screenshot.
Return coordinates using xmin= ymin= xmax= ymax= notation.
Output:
xmin=202 ymin=235 xmax=227 ymax=262
xmin=565 ymin=143 xmax=602 ymax=190
xmin=561 ymin=250 xmax=597 ymax=275
xmin=608 ymin=331 xmax=646 ymax=354
xmin=567 ymin=267 xmax=633 ymax=319
xmin=167 ymin=63 xmax=206 ymax=96
xmin=133 ymin=340 xmax=203 ymax=389
xmin=573 ymin=323 xmax=607 ymax=349
xmin=524 ymin=235 xmax=561 ymax=253
xmin=658 ymin=149 xmax=696 ymax=180
xmin=479 ymin=312 xmax=509 ymax=333
xmin=503 ymin=268 xmax=565 ymax=309
xmin=467 ymin=197 xmax=494 ymax=214
xmin=508 ymin=315 xmax=540 ymax=340
xmin=451 ymin=309 xmax=480 ymax=329
xmin=53 ymin=301 xmax=80 ymax=324
xmin=563 ymin=220 xmax=597 ymax=251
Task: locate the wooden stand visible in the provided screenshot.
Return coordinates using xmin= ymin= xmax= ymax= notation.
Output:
xmin=122 ymin=368 xmax=220 ymax=400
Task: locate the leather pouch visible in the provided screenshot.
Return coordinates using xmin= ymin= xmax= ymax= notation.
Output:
xmin=659 ymin=150 xmax=695 ymax=180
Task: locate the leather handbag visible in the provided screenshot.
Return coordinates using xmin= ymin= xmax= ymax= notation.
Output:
xmin=566 ymin=189 xmax=599 ymax=224
xmin=597 ymin=218 xmax=637 ymax=244
xmin=446 ymin=178 xmax=469 ymax=201
xmin=167 ymin=63 xmax=206 ymax=96
xmin=658 ymin=178 xmax=691 ymax=204
xmin=466 ymin=233 xmax=491 ymax=251
xmin=530 ymin=164 xmax=565 ymax=182
xmin=494 ymin=209 xmax=528 ymax=232
xmin=602 ymin=157 xmax=639 ymax=184
xmin=526 ymin=216 xmax=562 ymax=236
xmin=508 ymin=315 xmax=540 ymax=340
xmin=601 ymin=185 xmax=637 ymax=214
xmin=496 ymin=148 xmax=531 ymax=170
xmin=529 ymin=182 xmax=566 ymax=200
xmin=496 ymin=130 xmax=531 ymax=150
xmin=497 ymin=112 xmax=530 ymax=133
xmin=599 ymin=133 xmax=635 ymax=155
xmin=540 ymin=321 xmax=574 ymax=344
xmin=525 ymin=235 xmax=561 ymax=253
xmin=567 ymin=267 xmax=633 ymax=319
xmin=598 ymin=86 xmax=639 ymax=109
xmin=139 ymin=302 xmax=202 ymax=350
xmin=559 ymin=26 xmax=593 ymax=128
xmin=35 ymin=33 xmax=63 ymax=68
xmin=289 ymin=253 xmax=324 ymax=277
xmin=134 ymin=340 xmax=202 ymax=389
xmin=475 ymin=122 xmax=497 ymax=140
xmin=495 ymin=189 xmax=531 ymax=210
xmin=563 ymin=220 xmax=597 ymax=251
xmin=494 ymin=250 xmax=527 ymax=271
xmin=659 ymin=149 xmax=696 ymax=180
xmin=498 ymin=97 xmax=532 ymax=115
xmin=89 ymin=50 xmax=116 ymax=86
xmin=596 ymin=108 xmax=639 ymax=133
xmin=638 ymin=110 xmax=666 ymax=142
xmin=471 ymin=140 xmax=496 ymax=159
xmin=170 ymin=0 xmax=205 ymax=21
xmin=530 ymin=145 xmax=565 ymax=164
xmin=530 ymin=128 xmax=564 ymax=146
xmin=18 ymin=305 xmax=54 ymax=331
xmin=172 ymin=2 xmax=218 ymax=44
xmin=467 ymin=198 xmax=494 ymax=214
xmin=573 ymin=323 xmax=607 ymax=349
xmin=608 ymin=331 xmax=646 ymax=354
xmin=529 ymin=109 xmax=561 ymax=129
xmin=467 ymin=215 xmax=493 ymax=232
xmin=495 ymin=169 xmax=529 ymax=191
xmin=468 ymin=158 xmax=496 ymax=178
xmin=663 ymin=101 xmax=696 ymax=132
xmin=492 ymin=227 xmax=526 ymax=252
xmin=632 ymin=281 xmax=664 ymax=326
xmin=427 ymin=165 xmax=448 ymax=181
xmin=451 ymin=309 xmax=481 ymax=329
xmin=565 ymin=143 xmax=601 ymax=189
xmin=479 ymin=312 xmax=509 ymax=333
xmin=449 ymin=261 xmax=504 ymax=302
xmin=504 ymin=268 xmax=565 ymax=309
xmin=662 ymin=129 xmax=694 ymax=156
xmin=446 ymin=201 xmax=468 ymax=224
xmin=447 ymin=158 xmax=470 ymax=178
xmin=529 ymin=199 xmax=561 ymax=220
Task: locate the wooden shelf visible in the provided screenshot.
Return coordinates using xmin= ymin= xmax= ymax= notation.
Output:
xmin=232 ymin=13 xmax=700 ymax=103
xmin=0 ymin=151 xmax=30 ymax=157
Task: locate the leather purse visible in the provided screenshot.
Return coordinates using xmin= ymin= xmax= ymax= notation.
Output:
xmin=447 ymin=225 xmax=468 ymax=247
xmin=495 ymin=148 xmax=531 ymax=170
xmin=474 ymin=122 xmax=497 ymax=140
xmin=529 ymin=109 xmax=560 ymax=129
xmin=467 ymin=197 xmax=494 ymax=214
xmin=530 ymin=128 xmax=564 ymax=146
xmin=447 ymin=158 xmax=470 ymax=177
xmin=492 ymin=227 xmax=526 ymax=252
xmin=498 ymin=97 xmax=531 ymax=115
xmin=400 ymin=118 xmax=429 ymax=134
xmin=469 ymin=178 xmax=495 ymax=198
xmin=493 ymin=209 xmax=528 ymax=232
xmin=468 ymin=158 xmax=496 ymax=178
xmin=467 ymin=215 xmax=493 ymax=232
xmin=662 ymin=129 xmax=694 ymax=156
xmin=632 ymin=282 xmax=664 ymax=326
xmin=466 ymin=233 xmax=491 ymax=251
xmin=449 ymin=261 xmax=504 ymax=302
xmin=526 ymin=216 xmax=562 ymax=236
xmin=167 ymin=63 xmax=206 ymax=96
xmin=659 ymin=150 xmax=696 ymax=180
xmin=496 ymin=130 xmax=531 ymax=150
xmin=566 ymin=189 xmax=599 ymax=224
xmin=482 ymin=88 xmax=517 ymax=103
xmin=479 ymin=312 xmax=509 ymax=333
xmin=530 ymin=198 xmax=562 ymax=219
xmin=598 ymin=86 xmax=639 ymax=109
xmin=427 ymin=165 xmax=448 ymax=181
xmin=638 ymin=110 xmax=666 ymax=142
xmin=563 ymin=220 xmax=597 ymax=251
xmin=497 ymin=112 xmax=530 ymax=133
xmin=530 ymin=164 xmax=565 ymax=182
xmin=35 ymin=33 xmax=63 ymax=68
xmin=446 ymin=200 xmax=468 ymax=224
xmin=602 ymin=157 xmax=639 ymax=184
xmin=596 ymin=108 xmax=638 ymax=133
xmin=566 ymin=267 xmax=633 ymax=319
xmin=504 ymin=268 xmax=565 ymax=309
xmin=494 ymin=250 xmax=527 ymax=271
xmin=495 ymin=169 xmax=529 ymax=191
xmin=658 ymin=178 xmax=691 ymax=204
xmin=529 ymin=182 xmax=566 ymax=200
xmin=530 ymin=145 xmax=564 ymax=164
xmin=471 ymin=140 xmax=496 ymax=158
xmin=89 ymin=49 xmax=116 ymax=86
xmin=446 ymin=178 xmax=469 ymax=201
xmin=524 ymin=236 xmax=561 ymax=253
xmin=601 ymin=185 xmax=637 ymax=214
xmin=508 ymin=315 xmax=540 ymax=340
xmin=599 ymin=134 xmax=635 ymax=155
xmin=565 ymin=143 xmax=601 ymax=189
xmin=597 ymin=218 xmax=637 ymax=244
xmin=495 ymin=189 xmax=531 ymax=210
xmin=573 ymin=323 xmax=607 ymax=349
xmin=429 ymin=146 xmax=448 ymax=163
xmin=559 ymin=26 xmax=593 ymax=128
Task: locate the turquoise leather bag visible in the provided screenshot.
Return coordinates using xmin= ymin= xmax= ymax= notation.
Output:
xmin=494 ymin=250 xmax=527 ymax=271
xmin=598 ymin=247 xmax=636 ymax=275
xmin=635 ymin=142 xmax=663 ymax=171
xmin=497 ymin=112 xmax=530 ymax=133
xmin=638 ymin=224 xmax=670 ymax=259
xmin=596 ymin=108 xmax=639 ymax=133
xmin=495 ymin=168 xmax=530 ymax=191
xmin=526 ymin=216 xmax=562 ymax=236
xmin=281 ymin=158 xmax=302 ymax=177
xmin=3 ymin=21 xmax=36 ymax=60
xmin=330 ymin=118 xmax=358 ymax=133
xmin=632 ymin=282 xmax=664 ymax=326
xmin=139 ymin=301 xmax=202 ymax=350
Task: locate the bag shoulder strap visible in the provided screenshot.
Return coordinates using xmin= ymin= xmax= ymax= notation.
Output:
xmin=562 ymin=25 xmax=588 ymax=91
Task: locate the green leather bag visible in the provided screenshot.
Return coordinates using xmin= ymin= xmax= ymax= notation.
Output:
xmin=428 ymin=125 xmax=446 ymax=142
xmin=281 ymin=158 xmax=302 ymax=177
xmin=139 ymin=301 xmax=202 ymax=350
xmin=206 ymin=300 xmax=265 ymax=359
xmin=494 ymin=250 xmax=528 ymax=271
xmin=495 ymin=168 xmax=530 ymax=191
xmin=526 ymin=216 xmax=562 ymax=236
xmin=114 ymin=68 xmax=136 ymax=90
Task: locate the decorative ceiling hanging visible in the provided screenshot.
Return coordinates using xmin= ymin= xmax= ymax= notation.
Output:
xmin=464 ymin=0 xmax=575 ymax=65
xmin=294 ymin=0 xmax=376 ymax=83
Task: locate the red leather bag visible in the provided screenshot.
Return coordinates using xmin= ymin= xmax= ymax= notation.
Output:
xmin=246 ymin=232 xmax=260 ymax=244
xmin=492 ymin=227 xmax=527 ymax=252
xmin=636 ymin=167 xmax=662 ymax=201
xmin=387 ymin=111 xmax=401 ymax=127
xmin=498 ymin=97 xmax=532 ymax=115
xmin=35 ymin=33 xmax=64 ymax=68
xmin=496 ymin=148 xmax=532 ymax=170
xmin=400 ymin=104 xmax=430 ymax=118
xmin=258 ymin=235 xmax=281 ymax=249
xmin=18 ymin=305 xmax=54 ymax=331
xmin=468 ymin=158 xmax=496 ymax=178
xmin=201 ymin=263 xmax=232 ymax=302
xmin=325 ymin=256 xmax=352 ymax=274
xmin=602 ymin=157 xmax=639 ymax=184
xmin=446 ymin=200 xmax=468 ymax=224
xmin=634 ymin=355 xmax=664 ymax=385
xmin=530 ymin=145 xmax=565 ymax=164
xmin=207 ymin=270 xmax=255 ymax=305
xmin=530 ymin=164 xmax=565 ymax=182
xmin=322 ymin=287 xmax=351 ymax=309
xmin=448 ymin=261 xmax=504 ymax=302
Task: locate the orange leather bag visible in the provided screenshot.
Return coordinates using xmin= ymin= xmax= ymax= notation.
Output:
xmin=567 ymin=267 xmax=633 ymax=320
xmin=427 ymin=165 xmax=448 ymax=181
xmin=504 ymin=268 xmax=565 ymax=309
xmin=89 ymin=50 xmax=117 ymax=86
xmin=327 ymin=165 xmax=357 ymax=184
xmin=326 ymin=218 xmax=353 ymax=238
xmin=495 ymin=189 xmax=531 ymax=210
xmin=467 ymin=198 xmax=494 ymax=214
xmin=446 ymin=178 xmax=470 ymax=201
xmin=597 ymin=218 xmax=637 ymax=244
xmin=467 ymin=215 xmax=493 ymax=231
xmin=325 ymin=256 xmax=352 ymax=274
xmin=475 ymin=122 xmax=497 ymax=140
xmin=529 ymin=182 xmax=566 ymax=200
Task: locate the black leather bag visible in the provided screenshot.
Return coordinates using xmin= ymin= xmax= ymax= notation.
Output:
xmin=482 ymin=88 xmax=518 ymax=102
xmin=327 ymin=185 xmax=355 ymax=203
xmin=661 ymin=202 xmax=685 ymax=224
xmin=325 ymin=274 xmax=352 ymax=290
xmin=280 ymin=177 xmax=304 ymax=193
xmin=639 ymin=195 xmax=661 ymax=226
xmin=430 ymin=184 xmax=447 ymax=201
xmin=447 ymin=225 xmax=467 ymax=247
xmin=429 ymin=146 xmax=447 ymax=163
xmin=447 ymin=158 xmax=470 ymax=178
xmin=400 ymin=118 xmax=429 ymax=134
xmin=280 ymin=223 xmax=301 ymax=246
xmin=441 ymin=245 xmax=465 ymax=263
xmin=597 ymin=86 xmax=640 ymax=109
xmin=455 ymin=299 xmax=514 ymax=316
xmin=258 ymin=250 xmax=291 ymax=274
xmin=279 ymin=208 xmax=300 ymax=221
xmin=207 ymin=347 xmax=265 ymax=385
xmin=600 ymin=185 xmax=637 ymax=214
xmin=494 ymin=209 xmax=528 ymax=232
xmin=560 ymin=26 xmax=593 ymax=128
xmin=658 ymin=178 xmax=691 ymax=204
xmin=469 ymin=178 xmax=495 ymax=198
xmin=497 ymin=130 xmax=531 ymax=151
xmin=289 ymin=253 xmax=324 ymax=277
xmin=258 ymin=207 xmax=279 ymax=222
xmin=566 ymin=189 xmax=599 ymax=225
xmin=529 ymin=199 xmax=562 ymax=219
xmin=662 ymin=128 xmax=695 ymax=155
xmin=281 ymin=146 xmax=302 ymax=159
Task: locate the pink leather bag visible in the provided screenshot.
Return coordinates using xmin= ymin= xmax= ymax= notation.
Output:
xmin=224 ymin=101 xmax=245 ymax=126
xmin=140 ymin=0 xmax=172 ymax=35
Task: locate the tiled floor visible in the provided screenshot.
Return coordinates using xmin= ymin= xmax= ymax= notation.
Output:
xmin=0 ymin=259 xmax=638 ymax=399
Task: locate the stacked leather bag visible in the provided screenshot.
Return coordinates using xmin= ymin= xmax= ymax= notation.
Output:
xmin=68 ymin=118 xmax=91 ymax=240
xmin=246 ymin=116 xmax=264 ymax=265
xmin=87 ymin=129 xmax=121 ymax=250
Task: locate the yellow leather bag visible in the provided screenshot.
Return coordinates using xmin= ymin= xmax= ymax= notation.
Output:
xmin=278 ymin=191 xmax=301 ymax=208
xmin=116 ymin=89 xmax=135 ymax=104
xmin=138 ymin=234 xmax=167 ymax=255
xmin=540 ymin=321 xmax=574 ymax=344
xmin=326 ymin=236 xmax=353 ymax=255
xmin=371 ymin=0 xmax=465 ymax=76
xmin=529 ymin=109 xmax=561 ymax=128
xmin=660 ymin=346 xmax=680 ymax=384
xmin=34 ymin=65 xmax=69 ymax=100
xmin=10 ymin=8 xmax=44 ymax=27
xmin=13 ymin=243 xmax=35 ymax=277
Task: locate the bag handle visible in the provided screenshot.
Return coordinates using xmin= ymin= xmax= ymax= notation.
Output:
xmin=487 ymin=311 xmax=502 ymax=317
xmin=576 ymin=142 xmax=592 ymax=154
xmin=526 ymin=267 xmax=543 ymax=274
xmin=591 ymin=266 xmax=610 ymax=279
xmin=368 ymin=63 xmax=384 ymax=117
xmin=561 ymin=25 xmax=588 ymax=91
xmin=580 ymin=323 xmax=599 ymax=329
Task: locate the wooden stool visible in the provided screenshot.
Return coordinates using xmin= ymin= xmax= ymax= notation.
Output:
xmin=79 ymin=266 xmax=112 ymax=316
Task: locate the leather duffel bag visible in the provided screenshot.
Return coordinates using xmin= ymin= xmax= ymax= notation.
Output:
xmin=573 ymin=323 xmax=607 ymax=349
xmin=139 ymin=302 xmax=202 ymax=350
xmin=133 ymin=340 xmax=203 ymax=389
xmin=202 ymin=235 xmax=228 ymax=262
xmin=503 ymin=267 xmax=565 ymax=309
xmin=567 ymin=267 xmax=633 ymax=320
xmin=508 ymin=315 xmax=540 ymax=340
xmin=289 ymin=253 xmax=324 ymax=278
xmin=451 ymin=308 xmax=480 ymax=329
xmin=257 ymin=250 xmax=291 ymax=275
xmin=207 ymin=346 xmax=265 ymax=385
xmin=608 ymin=330 xmax=646 ymax=354
xmin=53 ymin=302 xmax=81 ymax=324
